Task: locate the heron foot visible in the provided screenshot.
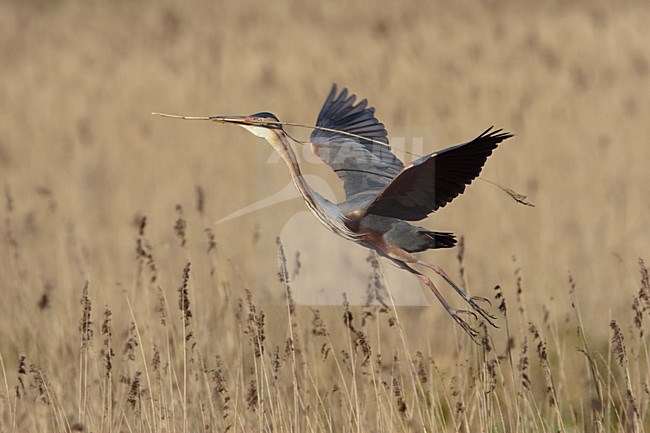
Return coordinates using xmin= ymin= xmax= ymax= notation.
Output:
xmin=416 ymin=260 xmax=499 ymax=329
xmin=465 ymin=297 xmax=499 ymax=328
xmin=450 ymin=308 xmax=478 ymax=320
xmin=449 ymin=310 xmax=479 ymax=340
xmin=470 ymin=295 xmax=492 ymax=306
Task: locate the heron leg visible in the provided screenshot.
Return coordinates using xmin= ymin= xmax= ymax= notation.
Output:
xmin=415 ymin=259 xmax=498 ymax=328
xmin=395 ymin=261 xmax=480 ymax=340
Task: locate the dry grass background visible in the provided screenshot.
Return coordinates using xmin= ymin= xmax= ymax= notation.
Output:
xmin=1 ymin=0 xmax=649 ymax=432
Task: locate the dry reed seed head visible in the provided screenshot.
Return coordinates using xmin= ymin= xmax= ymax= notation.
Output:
xmin=340 ymin=350 xmax=352 ymax=374
xmin=480 ymin=322 xmax=492 ymax=353
xmin=638 ymin=258 xmax=649 ymax=288
xmin=455 ymin=400 xmax=466 ymax=416
xmin=637 ymin=258 xmax=650 ymax=314
xmin=365 ymin=251 xmax=389 ymax=308
xmin=211 ymin=380 xmax=232 ymax=422
xmin=245 ymin=288 xmax=253 ymax=308
xmin=271 ymin=346 xmax=281 ymax=380
xmin=361 ymin=310 xmax=374 ymax=328
xmin=392 ymin=377 xmax=407 ymax=415
xmin=358 ymin=333 xmax=371 ymax=366
xmin=536 ymin=339 xmax=548 ymax=363
xmin=17 ymin=355 xmax=26 ymax=375
xmin=276 ymin=238 xmax=296 ymax=314
xmin=310 ymin=308 xmax=329 ymax=337
xmin=212 ymin=356 xmax=230 ymax=397
xmin=285 ymin=270 xmax=296 ymax=318
xmin=393 ymin=353 xmax=401 ymax=369
xmin=366 ymin=250 xmax=380 ymax=268
xmin=529 ymin=325 xmax=557 ymax=407
xmin=16 ymin=355 xmax=27 ymax=399
xmin=292 ymin=251 xmax=301 ymax=279
xmin=235 ymin=297 xmax=244 ymax=321
xmin=28 ymin=365 xmax=51 ymax=405
xmin=450 ymin=376 xmax=466 ymax=416
xmin=415 ymin=351 xmax=428 ymax=385
xmin=101 ymin=306 xmax=112 ymax=337
xmin=504 ymin=187 xmax=535 ymax=207
xmin=79 ymin=281 xmax=93 ymax=348
xmin=632 ymin=297 xmax=643 ymax=337
xmin=156 ymin=286 xmax=167 ymax=326
xmin=494 ymin=285 xmax=507 ymax=316
xmin=515 ymin=270 xmax=523 ymax=298
xmin=123 ymin=322 xmax=139 ymax=361
xmin=126 ymin=371 xmax=142 ymax=411
xmin=15 ymin=379 xmax=25 ymax=399
xmin=276 ymin=237 xmax=289 ymax=283
xmin=136 ymin=214 xmax=147 ymax=236
xmin=568 ymin=271 xmax=576 ymax=295
xmin=283 ymin=337 xmax=294 ymax=359
xmin=609 ymin=320 xmax=628 ymax=367
xmin=204 ymin=227 xmax=217 ymax=253
xmin=518 ymin=336 xmax=531 ymax=390
xmin=174 ymin=204 xmax=187 ymax=247
xmin=485 ymin=359 xmax=498 ymax=394
xmin=342 ymin=294 xmax=352 ymax=326
xmin=320 ymin=343 xmax=331 ymax=361
xmin=195 ymin=185 xmax=205 ymax=215
xmin=375 ymin=353 xmax=383 ymax=371
xmin=365 ymin=252 xmax=389 ymax=309
xmin=134 ymin=215 xmax=158 ymax=283
xmin=244 ymin=291 xmax=266 ymax=358
xmin=625 ymin=390 xmax=640 ymax=428
xmin=528 ymin=322 xmax=540 ymax=341
xmin=340 ymin=297 xmax=372 ymax=363
xmin=151 ymin=345 xmax=160 ymax=372
xmin=102 ymin=307 xmax=115 ymax=374
xmin=547 ymin=386 xmax=556 ymax=406
xmin=178 ymin=262 xmax=192 ymax=324
xmin=246 ymin=379 xmax=258 ymax=410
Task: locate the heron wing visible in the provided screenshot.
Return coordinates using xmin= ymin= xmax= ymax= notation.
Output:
xmin=310 ymin=84 xmax=404 ymax=202
xmin=362 ymin=127 xmax=513 ymax=221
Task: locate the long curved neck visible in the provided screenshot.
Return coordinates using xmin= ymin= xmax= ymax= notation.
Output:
xmin=266 ymin=130 xmax=327 ymax=211
xmin=263 ymin=130 xmax=355 ymax=240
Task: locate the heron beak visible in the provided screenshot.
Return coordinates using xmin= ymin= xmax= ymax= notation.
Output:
xmin=151 ymin=112 xmax=265 ymax=128
xmin=208 ymin=115 xmax=252 ymax=125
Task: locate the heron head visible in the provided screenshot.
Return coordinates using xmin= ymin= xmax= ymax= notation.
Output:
xmin=210 ymin=112 xmax=283 ymax=139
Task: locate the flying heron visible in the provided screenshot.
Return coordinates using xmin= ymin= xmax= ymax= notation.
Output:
xmin=156 ymin=84 xmax=513 ymax=338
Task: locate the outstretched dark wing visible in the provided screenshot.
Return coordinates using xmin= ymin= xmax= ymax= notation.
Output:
xmin=363 ymin=127 xmax=513 ymax=221
xmin=310 ymin=84 xmax=404 ymax=202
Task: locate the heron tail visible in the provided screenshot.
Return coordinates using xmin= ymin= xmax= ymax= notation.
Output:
xmin=404 ymin=230 xmax=457 ymax=252
xmin=422 ymin=230 xmax=457 ymax=249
